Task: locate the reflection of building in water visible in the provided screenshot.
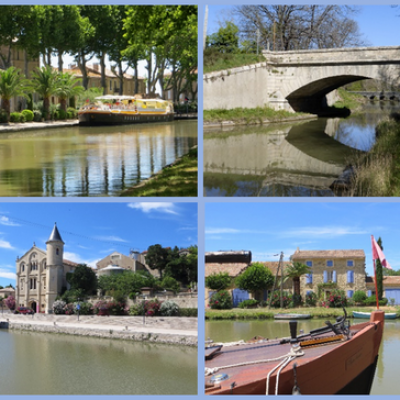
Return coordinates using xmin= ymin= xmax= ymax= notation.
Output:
xmin=204 ymin=120 xmax=350 ymax=195
xmin=15 ymin=224 xmax=77 ymax=314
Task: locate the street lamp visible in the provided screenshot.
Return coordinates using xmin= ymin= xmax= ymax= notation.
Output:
xmin=77 ymin=298 xmax=81 ymax=321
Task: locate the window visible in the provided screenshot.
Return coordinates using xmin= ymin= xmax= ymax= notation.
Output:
xmin=305 ymin=273 xmax=313 ymax=284
xmin=324 ymin=270 xmax=336 ymax=283
xmin=347 ymin=260 xmax=354 ymax=267
xmin=306 ymin=261 xmax=313 ymax=267
xmin=21 ymin=264 xmax=25 ymax=272
xmin=347 ymin=290 xmax=354 ymax=298
xmin=347 ymin=270 xmax=354 ymax=284
xmin=326 ymin=260 xmax=333 ymax=267
xmin=56 ymin=248 xmax=59 ymax=255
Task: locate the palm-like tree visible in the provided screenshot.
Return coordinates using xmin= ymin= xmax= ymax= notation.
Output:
xmin=0 ymin=67 xmax=28 ymax=122
xmin=284 ymin=261 xmax=311 ymax=297
xmin=29 ymin=66 xmax=59 ymax=120
xmin=55 ymin=72 xmax=84 ymax=113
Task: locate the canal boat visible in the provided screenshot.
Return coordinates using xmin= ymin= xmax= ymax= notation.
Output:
xmin=274 ymin=313 xmax=311 ymax=320
xmin=353 ymin=310 xmax=396 ymax=320
xmin=78 ymin=95 xmax=174 ymax=126
xmin=205 ymin=309 xmax=384 ymax=395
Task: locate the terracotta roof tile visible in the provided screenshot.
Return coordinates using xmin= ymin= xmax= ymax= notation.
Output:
xmin=292 ymin=250 xmax=365 ymax=259
xmin=366 ymin=276 xmax=400 ymax=287
xmin=205 ymin=262 xmax=249 ymax=277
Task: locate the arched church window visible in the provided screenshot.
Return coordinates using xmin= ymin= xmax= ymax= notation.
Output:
xmin=56 ymin=248 xmax=59 ymax=255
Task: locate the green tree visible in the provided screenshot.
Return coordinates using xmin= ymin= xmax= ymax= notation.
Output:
xmin=55 ymin=71 xmax=84 ymax=112
xmin=29 ymin=66 xmax=59 ymax=120
xmin=235 ymin=262 xmax=274 ymax=300
xmin=0 ymin=67 xmax=27 ymax=121
xmin=66 ymin=264 xmax=98 ymax=295
xmin=284 ymin=261 xmax=311 ymax=297
xmin=376 ymin=237 xmax=384 ymax=300
xmin=164 ymin=245 xmax=197 ymax=285
xmin=145 ymin=244 xmax=170 ymax=278
xmin=205 ymin=272 xmax=232 ymax=290
xmin=207 ymin=21 xmax=240 ymax=53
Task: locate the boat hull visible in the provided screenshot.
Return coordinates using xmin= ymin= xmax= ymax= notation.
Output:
xmin=205 ymin=311 xmax=384 ymax=395
xmin=353 ymin=311 xmax=396 ymax=319
xmin=78 ymin=111 xmax=175 ymax=126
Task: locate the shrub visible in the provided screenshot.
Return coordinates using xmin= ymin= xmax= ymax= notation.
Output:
xmin=33 ymin=110 xmax=42 ymax=122
xmin=10 ymin=112 xmax=22 ymax=123
xmin=143 ymin=299 xmax=162 ymax=316
xmin=5 ymin=295 xmax=15 ymax=310
xmin=179 ymin=308 xmax=197 ymax=317
xmin=129 ymin=302 xmax=145 ymax=316
xmin=0 ymin=110 xmax=8 ymax=123
xmin=160 ymin=276 xmax=180 ymax=293
xmin=353 ymin=290 xmax=367 ymax=303
xmin=305 ymin=292 xmax=317 ymax=307
xmin=107 ymin=301 xmax=126 ymax=315
xmin=74 ymin=301 xmax=92 ymax=315
xmin=209 ymin=290 xmax=233 ymax=310
xmin=93 ymin=300 xmax=108 ymax=314
xmin=238 ymin=299 xmax=259 ymax=309
xmin=21 ymin=109 xmax=34 ymax=122
xmin=64 ymin=303 xmax=75 ymax=315
xmin=206 ymin=272 xmax=232 ymax=290
xmin=67 ymin=107 xmax=77 ymax=119
xmin=56 ymin=109 xmax=68 ymax=120
xmin=160 ymin=300 xmax=180 ymax=316
xmin=322 ymin=290 xmax=348 ymax=308
xmin=53 ymin=300 xmax=66 ymax=314
xmin=291 ymin=293 xmax=303 ymax=307
xmin=269 ymin=291 xmax=292 ymax=308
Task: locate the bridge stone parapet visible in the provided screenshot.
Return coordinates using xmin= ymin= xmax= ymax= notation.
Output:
xmin=204 ymin=46 xmax=400 ymax=113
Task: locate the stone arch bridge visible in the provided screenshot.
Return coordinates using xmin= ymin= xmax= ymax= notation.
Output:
xmin=203 ymin=46 xmax=400 ymax=113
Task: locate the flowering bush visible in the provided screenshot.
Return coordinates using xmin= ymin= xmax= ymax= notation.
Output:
xmin=5 ymin=295 xmax=15 ymax=311
xmin=269 ymin=291 xmax=292 ymax=308
xmin=322 ymin=291 xmax=348 ymax=308
xmin=74 ymin=301 xmax=93 ymax=315
xmin=93 ymin=300 xmax=108 ymax=315
xmin=107 ymin=301 xmax=126 ymax=315
xmin=160 ymin=300 xmax=180 ymax=316
xmin=64 ymin=303 xmax=75 ymax=315
xmin=209 ymin=290 xmax=232 ymax=310
xmin=143 ymin=299 xmax=162 ymax=316
xmin=305 ymin=292 xmax=317 ymax=307
xmin=53 ymin=300 xmax=66 ymax=314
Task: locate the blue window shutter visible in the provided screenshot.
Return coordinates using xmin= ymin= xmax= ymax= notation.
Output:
xmin=306 ymin=273 xmax=313 ymax=284
xmin=347 ymin=270 xmax=354 ymax=283
xmin=368 ymin=290 xmax=372 ymax=297
xmin=306 ymin=290 xmax=311 ymax=295
xmin=347 ymin=290 xmax=354 ymax=298
xmin=332 ymin=270 xmax=337 ymax=283
xmin=323 ymin=271 xmax=328 ymax=283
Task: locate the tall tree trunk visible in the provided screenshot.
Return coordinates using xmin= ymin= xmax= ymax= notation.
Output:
xmin=58 ymin=52 xmax=63 ymax=72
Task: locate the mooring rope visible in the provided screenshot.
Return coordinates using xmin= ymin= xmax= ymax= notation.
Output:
xmin=204 ymin=346 xmax=304 ymax=378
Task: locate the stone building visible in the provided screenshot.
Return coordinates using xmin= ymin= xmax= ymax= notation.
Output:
xmin=96 ymin=250 xmax=155 ymax=276
xmin=15 ymin=224 xmax=77 ymax=314
xmin=291 ymin=249 xmax=366 ymax=300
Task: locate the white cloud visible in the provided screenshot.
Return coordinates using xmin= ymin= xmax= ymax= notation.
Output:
xmin=0 ymin=239 xmax=14 ymax=250
xmin=282 ymin=226 xmax=367 ymax=238
xmin=0 ymin=266 xmax=16 ymax=280
xmin=128 ymin=202 xmax=178 ymax=215
xmin=95 ymin=236 xmax=128 ymax=243
xmin=0 ymin=216 xmax=19 ymax=227
xmin=63 ymin=252 xmax=100 ymax=269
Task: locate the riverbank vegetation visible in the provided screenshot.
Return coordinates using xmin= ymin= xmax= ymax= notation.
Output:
xmin=204 ymin=106 xmax=309 ymax=125
xmin=333 ymin=88 xmax=365 ymax=112
xmin=120 ymin=146 xmax=197 ymax=197
xmin=206 ymin=306 xmax=400 ymax=320
xmin=347 ymin=115 xmax=400 ymax=196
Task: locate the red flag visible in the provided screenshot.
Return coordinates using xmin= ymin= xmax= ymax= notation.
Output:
xmin=371 ymin=235 xmax=392 ymax=269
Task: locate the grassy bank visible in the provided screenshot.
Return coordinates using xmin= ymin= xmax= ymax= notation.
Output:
xmin=204 ymin=50 xmax=265 ymax=74
xmin=206 ymin=306 xmax=400 ymax=320
xmin=333 ymin=88 xmax=365 ymax=112
xmin=120 ymin=147 xmax=197 ymax=197
xmin=346 ymin=117 xmax=400 ymax=196
xmin=204 ymin=106 xmax=310 ymax=126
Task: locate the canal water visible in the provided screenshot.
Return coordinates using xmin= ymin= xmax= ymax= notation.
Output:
xmin=0 ymin=329 xmax=197 ymax=395
xmin=204 ymin=103 xmax=400 ymax=196
xmin=0 ymin=120 xmax=197 ymax=196
xmin=205 ymin=318 xmax=400 ymax=395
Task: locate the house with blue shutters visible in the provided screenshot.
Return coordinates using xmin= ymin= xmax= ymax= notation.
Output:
xmin=291 ymin=249 xmax=367 ymax=301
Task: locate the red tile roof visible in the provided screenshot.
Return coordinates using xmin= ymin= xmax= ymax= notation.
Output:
xmin=292 ymin=250 xmax=365 ymax=259
xmin=205 ymin=263 xmax=249 ymax=278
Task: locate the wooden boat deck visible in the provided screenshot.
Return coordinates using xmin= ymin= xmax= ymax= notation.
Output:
xmin=205 ymin=317 xmax=382 ymax=395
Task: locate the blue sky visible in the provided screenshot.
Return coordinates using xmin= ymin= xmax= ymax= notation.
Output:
xmin=205 ymin=201 xmax=400 ymax=276
xmin=0 ymin=202 xmax=197 ymax=288
xmin=206 ymin=5 xmax=400 ymax=47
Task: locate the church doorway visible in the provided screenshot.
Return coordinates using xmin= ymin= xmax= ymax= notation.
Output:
xmin=30 ymin=301 xmax=37 ymax=313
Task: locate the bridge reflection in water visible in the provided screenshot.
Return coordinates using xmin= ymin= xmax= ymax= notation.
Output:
xmin=203 ymin=108 xmax=391 ymax=197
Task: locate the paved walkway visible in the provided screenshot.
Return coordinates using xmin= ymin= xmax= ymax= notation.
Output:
xmin=1 ymin=314 xmax=197 ymax=345
xmin=0 ymin=120 xmax=78 ymax=133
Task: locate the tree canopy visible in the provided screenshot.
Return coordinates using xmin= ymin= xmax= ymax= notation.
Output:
xmin=66 ymin=264 xmax=98 ymax=295
xmin=235 ymin=262 xmax=274 ymax=299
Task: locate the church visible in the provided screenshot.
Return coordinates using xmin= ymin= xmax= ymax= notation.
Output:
xmin=15 ymin=224 xmax=77 ymax=314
